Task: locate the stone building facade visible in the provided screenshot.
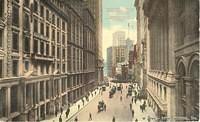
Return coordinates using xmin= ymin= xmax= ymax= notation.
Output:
xmin=135 ymin=0 xmax=199 ymax=120
xmin=0 ymin=0 xmax=101 ymax=121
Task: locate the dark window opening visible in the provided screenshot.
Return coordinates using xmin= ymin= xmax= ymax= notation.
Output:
xmin=46 ymin=25 xmax=49 ymax=37
xmin=24 ymin=36 xmax=30 ymax=53
xmin=11 ymin=85 xmax=18 ymax=113
xmin=24 ymin=0 xmax=29 ymax=8
xmin=40 ymin=5 xmax=44 ymax=17
xmin=40 ymin=23 xmax=44 ymax=35
xmin=24 ymin=13 xmax=30 ymax=31
xmin=40 ymin=42 xmax=44 ymax=55
xmin=33 ymin=39 xmax=38 ymax=53
xmin=0 ymin=60 xmax=3 ymax=78
xmin=34 ymin=19 xmax=38 ymax=33
xmin=12 ymin=5 xmax=19 ymax=27
xmin=0 ymin=29 xmax=3 ymax=48
xmin=12 ymin=32 xmax=19 ymax=51
xmin=33 ymin=0 xmax=38 ymax=13
xmin=12 ymin=60 xmax=18 ymax=77
xmin=46 ymin=43 xmax=49 ymax=56
xmin=0 ymin=0 xmax=4 ymax=18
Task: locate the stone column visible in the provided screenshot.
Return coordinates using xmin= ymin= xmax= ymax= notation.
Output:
xmin=185 ymin=76 xmax=193 ymax=119
xmin=168 ymin=0 xmax=177 ymax=75
xmin=6 ymin=87 xmax=11 ymax=117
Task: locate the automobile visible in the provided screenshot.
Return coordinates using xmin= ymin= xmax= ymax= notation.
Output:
xmin=127 ymin=87 xmax=132 ymax=96
xmin=117 ymin=86 xmax=121 ymax=91
xmin=111 ymin=86 xmax=116 ymax=93
xmin=109 ymin=91 xmax=114 ymax=98
xmin=98 ymin=101 xmax=105 ymax=112
xmin=102 ymin=86 xmax=106 ymax=91
xmin=105 ymin=82 xmax=109 ymax=86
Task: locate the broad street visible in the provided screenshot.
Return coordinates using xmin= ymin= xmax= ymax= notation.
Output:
xmin=68 ymin=83 xmax=156 ymax=122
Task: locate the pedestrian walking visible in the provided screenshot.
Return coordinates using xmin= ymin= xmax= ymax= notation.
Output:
xmin=131 ymin=97 xmax=134 ymax=103
xmin=59 ymin=115 xmax=62 ymax=122
xmin=60 ymin=107 xmax=63 ymax=115
xmin=121 ymin=90 xmax=122 ymax=94
xmin=78 ymin=104 xmax=80 ymax=110
xmin=104 ymin=104 xmax=106 ymax=111
xmin=120 ymin=96 xmax=122 ymax=101
xmin=132 ymin=109 xmax=134 ymax=118
xmin=135 ymin=118 xmax=138 ymax=122
xmin=55 ymin=110 xmax=58 ymax=117
xmin=89 ymin=113 xmax=92 ymax=121
xmin=112 ymin=116 xmax=115 ymax=122
xmin=130 ymin=103 xmax=132 ymax=110
xmin=74 ymin=117 xmax=78 ymax=122
xmin=134 ymin=98 xmax=137 ymax=104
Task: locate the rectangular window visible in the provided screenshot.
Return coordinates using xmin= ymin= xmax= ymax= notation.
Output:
xmin=46 ymin=43 xmax=49 ymax=56
xmin=52 ymin=29 xmax=55 ymax=41
xmin=24 ymin=36 xmax=30 ymax=52
xmin=57 ymin=47 xmax=60 ymax=58
xmin=40 ymin=42 xmax=44 ymax=55
xmin=40 ymin=22 xmax=44 ymax=35
xmin=34 ymin=19 xmax=38 ymax=33
xmin=0 ymin=60 xmax=2 ymax=78
xmin=62 ymin=21 xmax=65 ymax=31
xmin=57 ymin=31 xmax=60 ymax=43
xmin=52 ymin=14 xmax=55 ymax=24
xmin=62 ymin=49 xmax=65 ymax=58
xmin=52 ymin=45 xmax=55 ymax=56
xmin=12 ymin=60 xmax=18 ymax=77
xmin=24 ymin=61 xmax=29 ymax=72
xmin=46 ymin=25 xmax=49 ymax=37
xmin=0 ymin=0 xmax=4 ymax=17
xmin=46 ymin=9 xmax=49 ymax=21
xmin=57 ymin=18 xmax=60 ymax=27
xmin=33 ymin=39 xmax=38 ymax=53
xmin=62 ymin=64 xmax=65 ymax=73
xmin=24 ymin=0 xmax=29 ymax=8
xmin=24 ymin=13 xmax=30 ymax=31
xmin=40 ymin=5 xmax=44 ymax=17
xmin=62 ymin=33 xmax=65 ymax=44
xmin=0 ymin=29 xmax=3 ymax=48
xmin=11 ymin=85 xmax=18 ymax=112
xmin=33 ymin=0 xmax=38 ymax=13
xmin=12 ymin=32 xmax=19 ymax=51
xmin=12 ymin=6 xmax=19 ymax=26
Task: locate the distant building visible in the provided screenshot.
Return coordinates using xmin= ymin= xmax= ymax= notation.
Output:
xmin=112 ymin=31 xmax=126 ymax=47
xmin=107 ymin=47 xmax=113 ymax=77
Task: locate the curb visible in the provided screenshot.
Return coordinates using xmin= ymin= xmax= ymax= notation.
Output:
xmin=66 ymin=92 xmax=100 ymax=122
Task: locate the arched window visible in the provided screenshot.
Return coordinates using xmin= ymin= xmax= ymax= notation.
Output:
xmin=190 ymin=60 xmax=199 ymax=119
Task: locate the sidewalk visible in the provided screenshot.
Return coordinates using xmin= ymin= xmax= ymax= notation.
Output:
xmin=42 ymin=88 xmax=100 ymax=122
xmin=131 ymin=85 xmax=156 ymax=122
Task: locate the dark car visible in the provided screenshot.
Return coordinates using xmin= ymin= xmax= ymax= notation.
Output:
xmin=98 ymin=101 xmax=105 ymax=112
xmin=127 ymin=87 xmax=132 ymax=96
xmin=112 ymin=86 xmax=116 ymax=93
xmin=117 ymin=86 xmax=121 ymax=91
xmin=109 ymin=91 xmax=114 ymax=98
xmin=102 ymin=86 xmax=106 ymax=91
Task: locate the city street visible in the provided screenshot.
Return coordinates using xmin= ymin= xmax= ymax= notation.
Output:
xmin=68 ymin=83 xmax=156 ymax=122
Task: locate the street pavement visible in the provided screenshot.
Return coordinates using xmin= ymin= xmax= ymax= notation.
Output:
xmin=42 ymin=88 xmax=100 ymax=122
xmin=68 ymin=83 xmax=156 ymax=122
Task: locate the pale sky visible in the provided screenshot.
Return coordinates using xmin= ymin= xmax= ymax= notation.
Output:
xmin=102 ymin=0 xmax=137 ymax=61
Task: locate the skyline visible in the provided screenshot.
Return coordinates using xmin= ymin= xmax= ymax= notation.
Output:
xmin=102 ymin=0 xmax=137 ymax=60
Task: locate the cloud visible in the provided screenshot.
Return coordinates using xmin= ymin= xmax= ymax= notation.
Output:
xmin=102 ymin=25 xmax=137 ymax=60
xmin=106 ymin=7 xmax=131 ymax=22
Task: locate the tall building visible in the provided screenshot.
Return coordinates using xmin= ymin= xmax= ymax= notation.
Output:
xmin=107 ymin=47 xmax=113 ymax=77
xmin=112 ymin=31 xmax=126 ymax=47
xmin=0 ymin=0 xmax=102 ymax=121
xmin=136 ymin=0 xmax=199 ymax=120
